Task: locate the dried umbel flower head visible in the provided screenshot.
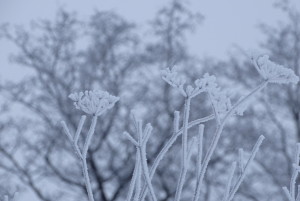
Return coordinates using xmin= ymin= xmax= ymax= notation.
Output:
xmin=194 ymin=73 xmax=218 ymax=90
xmin=253 ymin=55 xmax=299 ymax=84
xmin=161 ymin=68 xmax=186 ymax=96
xmin=69 ymin=90 xmax=119 ymax=116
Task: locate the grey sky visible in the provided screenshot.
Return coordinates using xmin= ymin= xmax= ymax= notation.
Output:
xmin=1 ymin=0 xmax=299 ymax=82
xmin=1 ymin=0 xmax=299 ymax=78
xmin=0 ymin=1 xmax=300 ymax=200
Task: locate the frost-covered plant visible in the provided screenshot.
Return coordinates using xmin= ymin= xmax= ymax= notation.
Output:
xmin=69 ymin=90 xmax=119 ymax=116
xmin=61 ymin=90 xmax=119 ymax=201
xmin=282 ymin=143 xmax=300 ymax=201
xmin=252 ymin=55 xmax=299 ymax=84
xmin=60 ymin=55 xmax=298 ymax=201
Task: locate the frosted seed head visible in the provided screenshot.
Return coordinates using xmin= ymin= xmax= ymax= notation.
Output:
xmin=161 ymin=68 xmax=186 ymax=96
xmin=253 ymin=55 xmax=299 ymax=84
xmin=69 ymin=90 xmax=119 ymax=116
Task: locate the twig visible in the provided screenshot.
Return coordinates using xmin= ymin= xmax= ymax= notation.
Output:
xmin=174 ymin=98 xmax=191 ymax=201
xmin=61 ymin=116 xmax=98 ymax=201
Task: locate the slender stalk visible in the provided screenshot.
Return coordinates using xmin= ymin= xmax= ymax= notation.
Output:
xmin=61 ymin=116 xmax=98 ymax=201
xmin=126 ymin=148 xmax=141 ymax=201
xmin=222 ymin=162 xmax=237 ymax=201
xmin=226 ymin=135 xmax=265 ymax=201
xmin=83 ymin=116 xmax=98 ymax=158
xmin=82 ymin=159 xmax=95 ymax=201
xmin=140 ymin=114 xmax=214 ymax=201
xmin=283 ymin=187 xmax=294 ymax=201
xmin=296 ymin=185 xmax=300 ymax=201
xmin=174 ymin=98 xmax=191 ymax=201
xmin=133 ymin=155 xmax=142 ymax=201
xmin=290 ymin=143 xmax=300 ymax=199
xmin=139 ymin=145 xmax=157 ymax=201
xmin=208 ymin=92 xmax=220 ymax=125
xmin=193 ymin=81 xmax=268 ymax=201
xmin=196 ymin=125 xmax=204 ymax=180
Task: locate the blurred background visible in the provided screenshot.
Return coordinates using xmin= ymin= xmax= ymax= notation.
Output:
xmin=0 ymin=0 xmax=300 ymax=200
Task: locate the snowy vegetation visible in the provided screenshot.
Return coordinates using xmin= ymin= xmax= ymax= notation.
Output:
xmin=57 ymin=55 xmax=298 ymax=201
xmin=1 ymin=0 xmax=300 ymax=201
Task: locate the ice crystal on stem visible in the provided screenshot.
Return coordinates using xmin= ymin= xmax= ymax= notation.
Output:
xmin=197 ymin=73 xmax=232 ymax=115
xmin=252 ymin=55 xmax=299 ymax=84
xmin=61 ymin=90 xmax=119 ymax=201
xmin=161 ymin=68 xmax=187 ymax=96
xmin=69 ymin=90 xmax=119 ymax=116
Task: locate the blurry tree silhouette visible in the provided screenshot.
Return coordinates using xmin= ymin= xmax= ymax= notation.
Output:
xmin=203 ymin=0 xmax=300 ymax=200
xmin=0 ymin=0 xmax=203 ymax=201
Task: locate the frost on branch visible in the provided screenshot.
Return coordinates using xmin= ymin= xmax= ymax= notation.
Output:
xmin=198 ymin=73 xmax=232 ymax=114
xmin=69 ymin=90 xmax=119 ymax=116
xmin=252 ymin=55 xmax=299 ymax=84
xmin=161 ymin=68 xmax=232 ymax=112
xmin=161 ymin=68 xmax=186 ymax=96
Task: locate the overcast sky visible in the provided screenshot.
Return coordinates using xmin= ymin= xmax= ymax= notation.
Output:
xmin=0 ymin=0 xmax=300 ymax=79
xmin=1 ymin=0 xmax=300 ymax=82
xmin=0 ymin=0 xmax=300 ymax=200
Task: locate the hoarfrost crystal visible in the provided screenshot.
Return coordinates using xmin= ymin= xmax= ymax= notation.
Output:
xmin=199 ymin=73 xmax=231 ymax=113
xmin=69 ymin=90 xmax=119 ymax=116
xmin=253 ymin=55 xmax=299 ymax=84
xmin=161 ymin=68 xmax=186 ymax=96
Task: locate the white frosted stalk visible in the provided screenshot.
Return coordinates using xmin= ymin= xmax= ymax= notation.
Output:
xmin=133 ymin=157 xmax=142 ymax=201
xmin=61 ymin=121 xmax=73 ymax=142
xmin=283 ymin=187 xmax=294 ymax=201
xmin=123 ymin=132 xmax=139 ymax=147
xmin=75 ymin=115 xmax=87 ymax=143
xmin=208 ymin=92 xmax=220 ymax=125
xmin=140 ymin=114 xmax=214 ymax=201
xmin=174 ymin=98 xmax=191 ymax=201
xmin=83 ymin=116 xmax=98 ymax=158
xmin=196 ymin=124 xmax=204 ymax=179
xmin=61 ymin=120 xmax=83 ymax=159
xmin=126 ymin=148 xmax=140 ymax=201
xmin=81 ymin=116 xmax=98 ymax=201
xmin=290 ymin=143 xmax=300 ymax=199
xmin=142 ymin=124 xmax=153 ymax=146
xmin=296 ymin=185 xmax=300 ymax=201
xmin=139 ymin=145 xmax=157 ymax=201
xmin=222 ymin=162 xmax=237 ymax=201
xmin=4 ymin=196 xmax=8 ymax=201
xmin=173 ymin=111 xmax=180 ymax=133
xmin=82 ymin=159 xmax=95 ymax=201
xmin=192 ymin=81 xmax=268 ymax=201
xmin=291 ymin=164 xmax=299 ymax=200
xmin=226 ymin=135 xmax=265 ymax=201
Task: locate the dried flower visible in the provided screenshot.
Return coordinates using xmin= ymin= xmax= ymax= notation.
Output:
xmin=69 ymin=90 xmax=119 ymax=116
xmin=209 ymin=88 xmax=232 ymax=114
xmin=253 ymin=55 xmax=299 ymax=84
xmin=161 ymin=68 xmax=186 ymax=96
xmin=196 ymin=73 xmax=231 ymax=113
xmin=195 ymin=73 xmax=218 ymax=90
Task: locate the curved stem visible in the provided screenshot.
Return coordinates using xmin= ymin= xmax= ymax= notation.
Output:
xmin=174 ymin=98 xmax=191 ymax=201
xmin=192 ymin=81 xmax=268 ymax=201
xmin=139 ymin=146 xmax=157 ymax=201
xmin=82 ymin=159 xmax=95 ymax=201
xmin=140 ymin=114 xmax=214 ymax=201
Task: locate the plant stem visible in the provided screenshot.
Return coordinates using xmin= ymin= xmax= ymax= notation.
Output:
xmin=140 ymin=114 xmax=214 ymax=201
xmin=82 ymin=159 xmax=95 ymax=201
xmin=174 ymin=98 xmax=191 ymax=201
xmin=192 ymin=81 xmax=268 ymax=201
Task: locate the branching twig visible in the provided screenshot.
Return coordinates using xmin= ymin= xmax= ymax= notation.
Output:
xmin=61 ymin=115 xmax=98 ymax=201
